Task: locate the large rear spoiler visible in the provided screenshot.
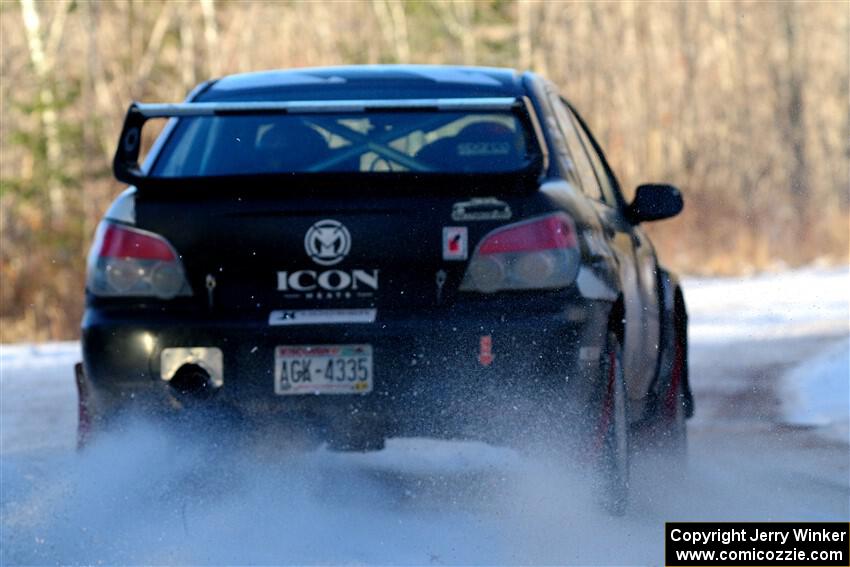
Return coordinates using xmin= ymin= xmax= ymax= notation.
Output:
xmin=113 ymin=97 xmax=549 ymax=186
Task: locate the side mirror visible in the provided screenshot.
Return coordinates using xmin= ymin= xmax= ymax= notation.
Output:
xmin=627 ymin=183 xmax=683 ymax=223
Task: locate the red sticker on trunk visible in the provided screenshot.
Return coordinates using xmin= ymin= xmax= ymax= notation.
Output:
xmin=443 ymin=227 xmax=468 ymax=261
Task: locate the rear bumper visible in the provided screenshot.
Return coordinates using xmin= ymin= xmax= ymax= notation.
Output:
xmin=81 ymin=302 xmax=611 ymax=440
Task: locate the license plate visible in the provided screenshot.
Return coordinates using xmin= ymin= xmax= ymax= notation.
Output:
xmin=274 ymin=344 xmax=373 ymax=395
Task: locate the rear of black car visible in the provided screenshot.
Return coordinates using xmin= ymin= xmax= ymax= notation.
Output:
xmin=81 ymin=69 xmax=612 ymax=450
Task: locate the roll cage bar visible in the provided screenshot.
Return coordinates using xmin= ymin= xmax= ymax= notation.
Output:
xmin=112 ymin=97 xmax=549 ymax=185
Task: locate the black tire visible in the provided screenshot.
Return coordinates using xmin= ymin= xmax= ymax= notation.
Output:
xmin=596 ymin=330 xmax=630 ymax=516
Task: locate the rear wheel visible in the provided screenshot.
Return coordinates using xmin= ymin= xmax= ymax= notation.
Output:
xmin=595 ymin=330 xmax=630 ymax=516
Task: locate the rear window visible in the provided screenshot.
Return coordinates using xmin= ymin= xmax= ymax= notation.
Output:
xmin=150 ymin=111 xmax=535 ymax=176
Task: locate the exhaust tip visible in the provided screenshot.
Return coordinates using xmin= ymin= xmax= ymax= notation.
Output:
xmin=169 ymin=363 xmax=217 ymax=400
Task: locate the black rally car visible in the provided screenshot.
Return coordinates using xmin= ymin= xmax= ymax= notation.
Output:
xmin=79 ymin=65 xmax=692 ymax=512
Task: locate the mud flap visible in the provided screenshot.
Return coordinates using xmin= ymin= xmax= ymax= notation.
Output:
xmin=74 ymin=362 xmax=91 ymax=449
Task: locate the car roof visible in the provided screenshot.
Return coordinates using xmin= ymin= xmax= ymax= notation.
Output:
xmin=196 ymin=65 xmax=529 ymax=102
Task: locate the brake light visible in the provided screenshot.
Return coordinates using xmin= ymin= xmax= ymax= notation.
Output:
xmin=86 ymin=222 xmax=192 ymax=299
xmin=99 ymin=223 xmax=176 ymax=261
xmin=460 ymin=213 xmax=580 ymax=293
xmin=478 ymin=214 xmax=577 ymax=254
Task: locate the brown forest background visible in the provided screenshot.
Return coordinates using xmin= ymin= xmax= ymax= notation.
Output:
xmin=1 ymin=0 xmax=848 ymax=342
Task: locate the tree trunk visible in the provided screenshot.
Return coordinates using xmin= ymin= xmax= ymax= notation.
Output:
xmin=180 ymin=8 xmax=197 ymax=91
xmin=781 ymin=1 xmax=811 ymax=249
xmin=200 ymin=0 xmax=221 ymax=78
xmin=517 ymin=0 xmax=532 ymax=69
xmin=19 ymin=0 xmax=68 ymax=221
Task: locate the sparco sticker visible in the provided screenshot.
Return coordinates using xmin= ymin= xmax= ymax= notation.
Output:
xmin=443 ymin=227 xmax=468 ymax=261
xmin=269 ymin=309 xmax=377 ymax=326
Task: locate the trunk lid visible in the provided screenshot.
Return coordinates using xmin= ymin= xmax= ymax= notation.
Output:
xmin=134 ymin=185 xmax=530 ymax=321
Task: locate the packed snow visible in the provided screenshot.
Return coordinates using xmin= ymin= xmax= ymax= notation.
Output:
xmin=781 ymin=338 xmax=850 ymax=443
xmin=0 ymin=342 xmax=78 ymax=454
xmin=685 ymin=266 xmax=849 ymax=344
xmin=1 ymin=266 xmax=848 ymax=564
xmin=684 ymin=266 xmax=849 ymax=441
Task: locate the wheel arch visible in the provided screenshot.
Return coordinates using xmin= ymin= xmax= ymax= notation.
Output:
xmin=657 ymin=267 xmax=693 ymax=419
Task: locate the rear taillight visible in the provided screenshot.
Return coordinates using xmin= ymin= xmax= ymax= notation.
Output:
xmin=86 ymin=222 xmax=192 ymax=299
xmin=460 ymin=213 xmax=580 ymax=293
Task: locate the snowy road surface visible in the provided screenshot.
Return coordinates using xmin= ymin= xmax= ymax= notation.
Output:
xmin=1 ymin=267 xmax=848 ymax=565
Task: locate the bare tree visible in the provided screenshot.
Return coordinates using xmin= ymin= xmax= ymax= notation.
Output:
xmin=19 ymin=0 xmax=69 ymax=219
xmin=779 ymin=1 xmax=811 ymax=241
xmin=372 ymin=0 xmax=410 ymax=62
xmin=200 ymin=0 xmax=220 ymax=77
xmin=516 ymin=0 xmax=532 ymax=69
xmin=180 ymin=6 xmax=197 ymax=91
xmin=2 ymin=0 xmax=849 ymax=340
xmin=434 ymin=0 xmax=476 ymax=64
xmin=134 ymin=2 xmax=175 ymax=93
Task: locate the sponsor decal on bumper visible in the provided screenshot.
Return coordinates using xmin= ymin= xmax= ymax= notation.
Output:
xmin=269 ymin=308 xmax=377 ymax=326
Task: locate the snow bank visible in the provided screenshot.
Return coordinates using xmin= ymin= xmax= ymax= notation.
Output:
xmin=0 ymin=341 xmax=80 ymax=370
xmin=684 ymin=266 xmax=849 ymax=344
xmin=0 ymin=342 xmax=79 ymax=454
xmin=684 ymin=266 xmax=849 ymax=444
xmin=781 ymin=338 xmax=850 ymax=444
